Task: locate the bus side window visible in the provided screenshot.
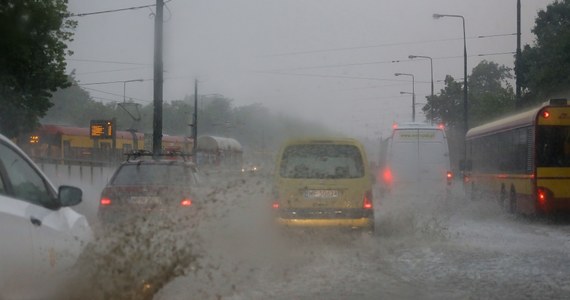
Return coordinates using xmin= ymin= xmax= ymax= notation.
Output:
xmin=63 ymin=140 xmax=71 ymax=158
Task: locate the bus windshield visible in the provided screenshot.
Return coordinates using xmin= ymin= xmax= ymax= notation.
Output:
xmin=280 ymin=144 xmax=364 ymax=179
xmin=537 ymin=126 xmax=570 ymax=167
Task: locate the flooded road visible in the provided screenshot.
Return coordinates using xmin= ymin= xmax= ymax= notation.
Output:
xmin=153 ymin=177 xmax=570 ymax=300
xmin=64 ymin=174 xmax=570 ymax=299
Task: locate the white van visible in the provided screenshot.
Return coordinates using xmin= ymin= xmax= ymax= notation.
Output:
xmin=380 ymin=123 xmax=452 ymax=194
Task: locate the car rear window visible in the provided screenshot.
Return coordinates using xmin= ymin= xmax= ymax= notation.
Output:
xmin=111 ymin=164 xmax=193 ymax=186
xmin=279 ymin=144 xmax=364 ymax=179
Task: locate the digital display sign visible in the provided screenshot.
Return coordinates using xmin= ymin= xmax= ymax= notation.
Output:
xmin=90 ymin=120 xmax=114 ymax=139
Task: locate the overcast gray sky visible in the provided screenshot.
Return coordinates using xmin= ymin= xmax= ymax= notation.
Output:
xmin=67 ymin=0 xmax=553 ymax=138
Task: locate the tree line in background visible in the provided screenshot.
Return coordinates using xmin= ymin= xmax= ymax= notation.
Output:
xmin=42 ymin=75 xmax=333 ymax=152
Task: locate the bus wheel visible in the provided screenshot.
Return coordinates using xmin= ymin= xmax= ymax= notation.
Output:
xmin=508 ymin=189 xmax=517 ymax=214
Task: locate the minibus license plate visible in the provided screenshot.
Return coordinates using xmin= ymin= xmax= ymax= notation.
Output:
xmin=304 ymin=190 xmax=339 ymax=199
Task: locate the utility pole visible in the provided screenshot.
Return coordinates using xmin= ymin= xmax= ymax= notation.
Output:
xmin=515 ymin=0 xmax=522 ymax=109
xmin=193 ymin=79 xmax=198 ymax=157
xmin=152 ymin=0 xmax=164 ymax=157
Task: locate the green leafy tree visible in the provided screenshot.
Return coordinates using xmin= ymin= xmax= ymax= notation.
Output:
xmin=0 ymin=0 xmax=76 ymax=138
xmin=423 ymin=75 xmax=463 ymax=129
xmin=468 ymin=60 xmax=515 ymax=127
xmin=423 ymin=60 xmax=514 ymax=129
xmin=518 ymin=0 xmax=570 ymax=106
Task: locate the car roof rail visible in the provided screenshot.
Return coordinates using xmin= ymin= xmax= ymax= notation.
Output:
xmin=125 ymin=150 xmax=193 ymax=162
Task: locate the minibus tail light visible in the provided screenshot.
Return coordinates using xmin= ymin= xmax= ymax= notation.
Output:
xmin=272 ymin=189 xmax=280 ymax=209
xmin=363 ymin=191 xmax=373 ymax=209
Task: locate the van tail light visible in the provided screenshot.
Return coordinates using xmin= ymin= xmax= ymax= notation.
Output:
xmin=446 ymin=171 xmax=453 ymax=185
xmin=382 ymin=167 xmax=393 ymax=185
xmin=100 ymin=197 xmax=112 ymax=206
xmin=363 ymin=191 xmax=373 ymax=209
xmin=181 ymin=198 xmax=193 ymax=206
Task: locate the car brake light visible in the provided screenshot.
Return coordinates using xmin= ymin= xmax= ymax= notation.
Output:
xmin=272 ymin=202 xmax=279 ymax=209
xmin=363 ymin=191 xmax=373 ymax=209
xmin=181 ymin=198 xmax=193 ymax=206
xmin=446 ymin=171 xmax=453 ymax=179
xmin=100 ymin=197 xmax=112 ymax=206
xmin=542 ymin=111 xmax=550 ymax=119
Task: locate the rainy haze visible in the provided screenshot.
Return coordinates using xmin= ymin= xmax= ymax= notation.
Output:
xmin=2 ymin=0 xmax=570 ymax=299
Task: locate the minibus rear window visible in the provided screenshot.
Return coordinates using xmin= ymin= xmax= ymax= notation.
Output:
xmin=279 ymin=144 xmax=364 ymax=179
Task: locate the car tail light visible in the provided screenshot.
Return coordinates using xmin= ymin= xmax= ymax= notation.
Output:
xmin=542 ymin=110 xmax=550 ymax=119
xmin=100 ymin=197 xmax=112 ymax=206
xmin=272 ymin=202 xmax=279 ymax=209
xmin=181 ymin=198 xmax=193 ymax=206
xmin=363 ymin=191 xmax=373 ymax=209
xmin=382 ymin=168 xmax=393 ymax=184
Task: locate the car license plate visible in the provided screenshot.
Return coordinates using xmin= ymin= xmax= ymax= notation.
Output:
xmin=129 ymin=196 xmax=161 ymax=204
xmin=304 ymin=189 xmax=339 ymax=199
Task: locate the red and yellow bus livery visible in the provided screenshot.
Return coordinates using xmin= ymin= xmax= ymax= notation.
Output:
xmin=465 ymin=99 xmax=570 ymax=214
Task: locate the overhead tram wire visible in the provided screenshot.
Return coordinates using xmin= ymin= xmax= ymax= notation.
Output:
xmin=81 ymin=86 xmax=152 ymax=104
xmin=75 ymin=66 xmax=149 ymax=75
xmin=262 ymin=51 xmax=516 ymax=72
xmin=259 ymin=33 xmax=516 ymax=58
xmin=251 ymin=71 xmax=431 ymax=84
xmin=77 ymin=79 xmax=152 ymax=86
xmin=69 ymin=0 xmax=174 ymax=17
xmin=67 ymin=58 xmax=151 ymax=66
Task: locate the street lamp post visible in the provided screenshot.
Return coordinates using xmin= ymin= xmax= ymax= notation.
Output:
xmin=395 ymin=73 xmax=415 ymax=122
xmin=400 ymin=91 xmax=415 ymax=121
xmin=409 ymin=55 xmax=434 ymax=123
xmin=433 ymin=13 xmax=468 ymax=135
xmin=122 ymin=79 xmax=144 ymax=103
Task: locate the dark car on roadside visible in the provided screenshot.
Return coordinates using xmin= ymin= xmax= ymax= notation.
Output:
xmin=98 ymin=156 xmax=201 ymax=227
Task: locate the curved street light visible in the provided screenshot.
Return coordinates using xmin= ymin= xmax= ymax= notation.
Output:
xmin=409 ymin=55 xmax=434 ymax=123
xmin=433 ymin=12 xmax=468 ymax=163
xmin=395 ymin=73 xmax=415 ymax=122
xmin=433 ymin=13 xmax=468 ymax=133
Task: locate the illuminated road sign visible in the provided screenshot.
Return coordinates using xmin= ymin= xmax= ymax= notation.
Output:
xmin=90 ymin=120 xmax=114 ymax=139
